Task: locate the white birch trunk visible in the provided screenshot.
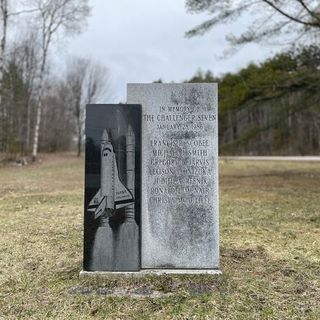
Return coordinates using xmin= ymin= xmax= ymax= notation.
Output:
xmin=32 ymin=58 xmax=46 ymax=161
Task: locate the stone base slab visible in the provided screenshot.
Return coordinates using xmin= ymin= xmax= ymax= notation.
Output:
xmin=80 ymin=269 xmax=222 ymax=279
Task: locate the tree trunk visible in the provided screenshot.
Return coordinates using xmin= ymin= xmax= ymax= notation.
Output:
xmin=26 ymin=96 xmax=31 ymax=153
xmin=287 ymin=93 xmax=294 ymax=155
xmin=77 ymin=128 xmax=82 ymax=157
xmin=0 ymin=0 xmax=8 ymax=151
xmin=0 ymin=0 xmax=7 ymax=104
xmin=32 ymin=95 xmax=42 ymax=161
xmin=32 ymin=50 xmax=47 ymax=161
xmin=75 ymin=96 xmax=82 ymax=157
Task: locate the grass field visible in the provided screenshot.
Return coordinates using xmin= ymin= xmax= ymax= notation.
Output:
xmin=0 ymin=154 xmax=319 ymax=319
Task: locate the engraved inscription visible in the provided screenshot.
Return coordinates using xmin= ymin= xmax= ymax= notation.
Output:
xmin=144 ymin=104 xmax=216 ymax=208
xmin=127 ymin=83 xmax=219 ymax=269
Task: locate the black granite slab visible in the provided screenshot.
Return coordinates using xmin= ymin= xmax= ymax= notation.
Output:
xmin=84 ymin=104 xmax=141 ymax=271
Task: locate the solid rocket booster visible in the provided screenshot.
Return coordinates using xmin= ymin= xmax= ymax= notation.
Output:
xmin=101 ymin=129 xmax=114 ymax=210
xmin=114 ymin=124 xmax=139 ymax=271
xmin=125 ymin=125 xmax=135 ymax=221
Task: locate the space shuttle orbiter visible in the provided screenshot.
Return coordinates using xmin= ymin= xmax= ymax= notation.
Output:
xmin=87 ymin=129 xmax=134 ymax=219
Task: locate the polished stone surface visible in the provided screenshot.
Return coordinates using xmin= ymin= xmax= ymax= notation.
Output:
xmin=127 ymin=84 xmax=219 ymax=269
xmin=84 ymin=104 xmax=141 ymax=271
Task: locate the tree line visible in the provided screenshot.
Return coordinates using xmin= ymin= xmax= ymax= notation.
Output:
xmin=2 ymin=0 xmax=319 ymax=160
xmin=0 ymin=0 xmax=111 ymax=163
xmin=186 ymin=46 xmax=320 ymax=155
xmin=184 ymin=0 xmax=320 ymax=155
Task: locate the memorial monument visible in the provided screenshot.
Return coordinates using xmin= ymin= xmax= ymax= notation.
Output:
xmin=81 ymin=83 xmax=220 ymax=276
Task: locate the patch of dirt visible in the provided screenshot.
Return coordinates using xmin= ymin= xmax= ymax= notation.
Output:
xmin=184 ymin=282 xmax=214 ymax=295
xmin=68 ymin=286 xmax=173 ymax=298
xmin=222 ymin=246 xmax=267 ymax=261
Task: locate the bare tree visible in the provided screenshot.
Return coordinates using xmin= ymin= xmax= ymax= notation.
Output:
xmin=65 ymin=57 xmax=110 ymax=157
xmin=186 ymin=1 xmax=320 ymax=46
xmin=39 ymin=78 xmax=75 ymax=152
xmin=0 ymin=1 xmax=38 ymax=142
xmin=31 ymin=0 xmax=90 ymax=161
xmin=11 ymin=32 xmax=39 ymax=153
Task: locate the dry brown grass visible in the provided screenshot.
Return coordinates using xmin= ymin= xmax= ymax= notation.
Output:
xmin=0 ymin=154 xmax=319 ymax=319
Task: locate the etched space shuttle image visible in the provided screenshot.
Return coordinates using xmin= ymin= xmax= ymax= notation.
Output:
xmin=84 ymin=104 xmax=141 ymax=271
xmin=87 ymin=129 xmax=134 ymax=219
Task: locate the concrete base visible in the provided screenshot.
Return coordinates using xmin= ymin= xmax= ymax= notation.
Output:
xmin=79 ymin=269 xmax=222 ymax=279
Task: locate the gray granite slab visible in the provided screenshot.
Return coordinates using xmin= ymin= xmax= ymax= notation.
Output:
xmin=127 ymin=83 xmax=219 ymax=269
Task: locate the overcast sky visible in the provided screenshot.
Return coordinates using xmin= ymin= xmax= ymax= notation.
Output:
xmin=61 ymin=0 xmax=280 ymax=101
